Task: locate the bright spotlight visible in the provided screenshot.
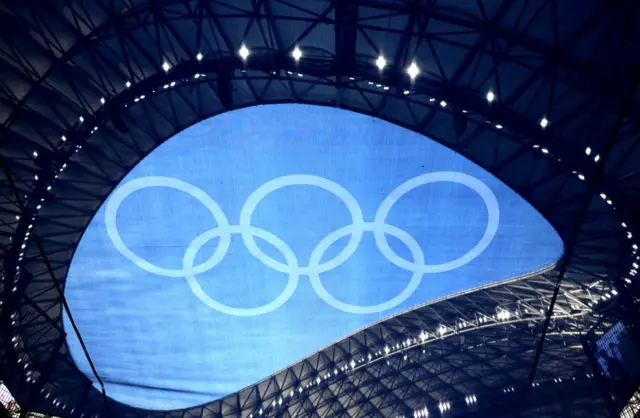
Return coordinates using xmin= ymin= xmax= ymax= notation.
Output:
xmin=239 ymin=43 xmax=250 ymax=60
xmin=162 ymin=61 xmax=171 ymax=72
xmin=540 ymin=117 xmax=549 ymax=128
xmin=486 ymin=91 xmax=495 ymax=103
xmin=376 ymin=55 xmax=387 ymax=71
xmin=196 ymin=52 xmax=203 ymax=61
xmin=292 ymin=46 xmax=302 ymax=61
xmin=406 ymin=61 xmax=420 ymax=80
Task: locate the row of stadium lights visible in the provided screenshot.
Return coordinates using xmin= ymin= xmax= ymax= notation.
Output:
xmin=24 ymin=43 xmax=629 ymax=228
xmin=26 ymin=374 xmax=594 ymax=418
xmin=588 ymin=288 xmax=618 ymax=306
xmin=394 ymin=372 xmax=595 ymax=418
xmin=3 ymin=299 xmax=595 ymax=418
xmin=24 ymin=43 xmax=635 ymax=255
xmin=4 ymin=312 xmax=91 ymax=417
xmin=19 ymin=51 xmax=205 ymax=250
xmin=12 ymin=309 xmax=584 ymax=417
xmin=395 ymin=403 xmax=449 ymax=418
xmin=584 ymin=151 xmax=637 ymax=264
xmin=4 ymin=314 xmax=83 ymax=416
xmin=248 ymin=302 xmax=600 ymax=416
xmin=9 ymin=44 xmax=632 ymax=416
xmin=2 ymin=295 xmax=596 ymax=387
xmin=1 ymin=307 xmax=537 ymax=416
xmin=582 ymin=142 xmax=638 ymax=284
xmin=249 ymin=305 xmax=591 ymax=417
xmin=22 ymin=41 xmax=631 ymax=191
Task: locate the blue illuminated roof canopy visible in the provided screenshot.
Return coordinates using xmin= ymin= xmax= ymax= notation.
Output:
xmin=64 ymin=104 xmax=562 ymax=410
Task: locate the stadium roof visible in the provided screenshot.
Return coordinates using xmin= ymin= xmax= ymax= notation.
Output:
xmin=1 ymin=0 xmax=639 ymax=417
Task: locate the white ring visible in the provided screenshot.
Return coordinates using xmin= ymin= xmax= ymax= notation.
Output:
xmin=105 ymin=176 xmax=231 ymax=277
xmin=104 ymin=172 xmax=500 ymax=315
xmin=374 ymin=171 xmax=499 ymax=273
xmin=239 ymin=175 xmax=365 ymax=274
xmin=308 ymin=223 xmax=425 ymax=314
xmin=183 ymin=226 xmax=300 ymax=316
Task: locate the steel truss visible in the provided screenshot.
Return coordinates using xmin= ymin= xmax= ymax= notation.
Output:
xmin=1 ymin=1 xmax=640 ymax=417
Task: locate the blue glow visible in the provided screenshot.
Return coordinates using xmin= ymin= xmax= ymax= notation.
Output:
xmin=64 ymin=104 xmax=563 ymax=410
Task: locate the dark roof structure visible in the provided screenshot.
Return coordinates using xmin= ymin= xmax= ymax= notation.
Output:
xmin=1 ymin=0 xmax=640 ymax=417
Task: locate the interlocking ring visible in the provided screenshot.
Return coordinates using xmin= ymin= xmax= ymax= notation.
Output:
xmin=183 ymin=225 xmax=300 ymax=317
xmin=104 ymin=172 xmax=500 ymax=316
xmin=374 ymin=172 xmax=499 ymax=273
xmin=105 ymin=177 xmax=232 ymax=278
xmin=239 ymin=175 xmax=365 ymax=275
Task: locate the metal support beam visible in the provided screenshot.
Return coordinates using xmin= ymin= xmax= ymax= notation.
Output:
xmin=334 ymin=0 xmax=358 ymax=108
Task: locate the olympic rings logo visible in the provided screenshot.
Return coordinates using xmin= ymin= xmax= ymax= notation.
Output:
xmin=105 ymin=172 xmax=499 ymax=316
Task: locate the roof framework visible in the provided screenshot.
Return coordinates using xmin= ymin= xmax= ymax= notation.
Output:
xmin=1 ymin=0 xmax=640 ymax=417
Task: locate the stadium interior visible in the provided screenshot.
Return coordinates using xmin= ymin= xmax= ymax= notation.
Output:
xmin=2 ymin=1 xmax=640 ymax=417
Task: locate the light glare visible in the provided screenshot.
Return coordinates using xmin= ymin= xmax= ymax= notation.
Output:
xmin=292 ymin=46 xmax=302 ymax=61
xmin=540 ymin=117 xmax=549 ymax=128
xmin=406 ymin=61 xmax=420 ymax=80
xmin=239 ymin=43 xmax=250 ymax=60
